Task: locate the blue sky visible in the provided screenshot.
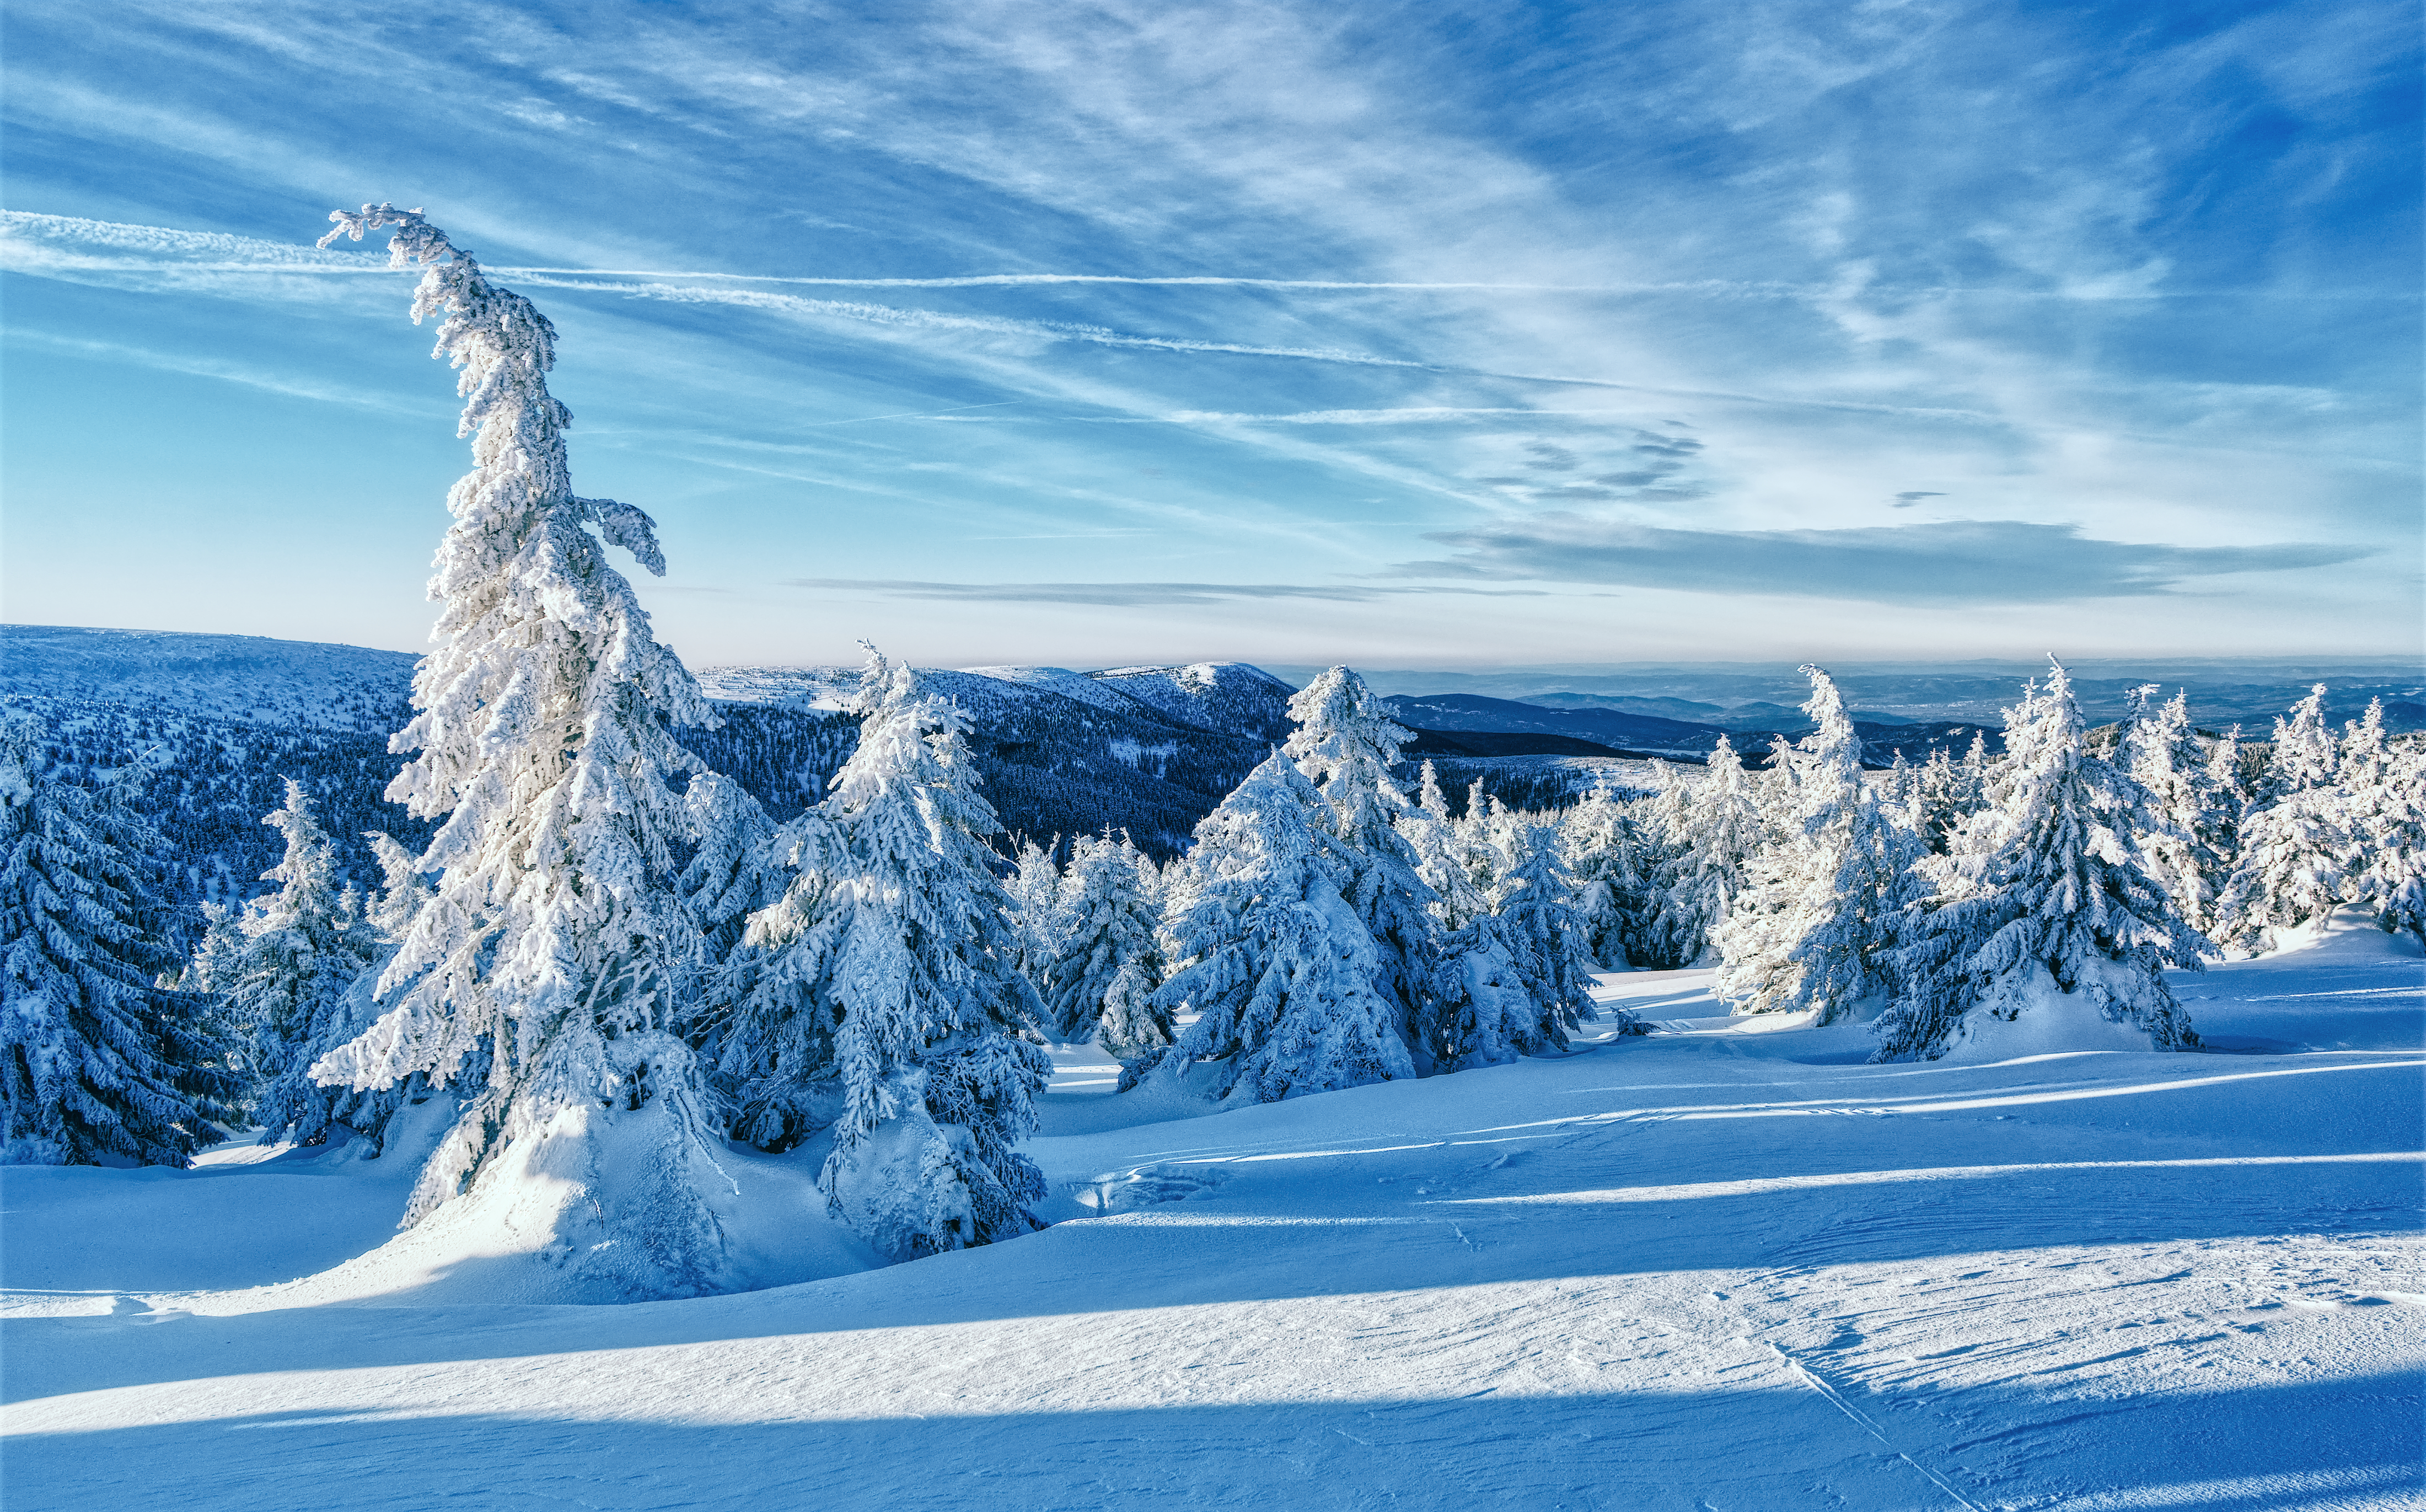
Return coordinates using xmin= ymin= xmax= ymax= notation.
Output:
xmin=2 ymin=0 xmax=2417 ymax=670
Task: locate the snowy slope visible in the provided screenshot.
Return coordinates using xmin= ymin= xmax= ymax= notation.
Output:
xmin=0 ymin=625 xmax=416 ymax=733
xmin=4 ymin=914 xmax=2419 ymax=1510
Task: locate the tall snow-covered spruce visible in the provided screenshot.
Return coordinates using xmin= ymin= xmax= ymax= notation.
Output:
xmin=734 ymin=653 xmax=1051 ymax=1261
xmin=194 ymin=779 xmax=388 ymax=1147
xmin=1714 ymin=665 xmax=1910 ymax=1023
xmin=1138 ymin=752 xmax=1409 ymax=1104
xmin=305 ymin=206 xmax=742 ymax=1299
xmin=1 ymin=719 xmax=238 ymax=1166
xmin=1284 ymin=667 xmax=1448 ymax=1064
xmin=1041 ymin=831 xmax=1168 ymax=1056
xmin=1878 ymin=659 xmax=2205 ymax=1062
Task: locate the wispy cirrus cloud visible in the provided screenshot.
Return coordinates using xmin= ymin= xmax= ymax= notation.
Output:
xmin=1 ymin=0 xmax=2413 ymax=660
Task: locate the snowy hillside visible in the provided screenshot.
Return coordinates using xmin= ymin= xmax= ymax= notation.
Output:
xmin=700 ymin=659 xmax=1299 ymax=745
xmin=0 ymin=625 xmax=415 ymax=733
xmin=5 ymin=915 xmax=2418 ymax=1509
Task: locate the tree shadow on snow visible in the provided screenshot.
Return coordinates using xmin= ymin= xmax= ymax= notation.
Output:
xmin=3 ymin=1371 xmax=2417 ymax=1512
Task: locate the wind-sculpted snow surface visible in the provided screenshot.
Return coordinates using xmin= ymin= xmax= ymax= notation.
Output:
xmin=3 ymin=914 xmax=2418 ymax=1510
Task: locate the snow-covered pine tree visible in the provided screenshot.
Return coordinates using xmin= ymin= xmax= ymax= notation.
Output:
xmin=1452 ymin=818 xmax=1603 ymax=1058
xmin=2260 ymin=685 xmax=2340 ymax=799
xmin=1712 ymin=665 xmax=1887 ymax=1018
xmin=1560 ymin=776 xmax=1647 ymax=968
xmin=1626 ymin=761 xmax=1702 ymax=970
xmin=2341 ymin=704 xmax=2425 ymax=943
xmin=1650 ymin=735 xmax=1763 ymax=969
xmin=1878 ymin=659 xmax=2204 ymax=1061
xmin=1284 ymin=667 xmax=1448 ymax=1066
xmin=1007 ymin=838 xmax=1069 ymax=985
xmin=2215 ymin=687 xmax=2350 ymax=951
xmin=742 ymin=652 xmax=1053 ymax=1260
xmin=306 ymin=205 xmax=739 ymax=1298
xmin=1403 ymin=761 xmax=1493 ymax=936
xmin=1139 ymin=751 xmax=1410 ymax=1103
xmin=209 ymin=779 xmax=389 ymax=1147
xmin=2123 ymin=689 xmax=2227 ymax=934
xmin=672 ymin=769 xmax=783 ymax=1073
xmin=1781 ymin=785 xmax=1930 ymax=1024
xmin=1 ymin=719 xmax=238 ymax=1165
xmin=1040 ymin=831 xmax=1168 ymax=1054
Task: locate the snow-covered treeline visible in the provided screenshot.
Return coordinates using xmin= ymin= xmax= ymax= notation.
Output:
xmin=4 ymin=209 xmax=2418 ymax=1302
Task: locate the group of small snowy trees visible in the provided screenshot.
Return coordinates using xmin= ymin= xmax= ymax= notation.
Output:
xmin=7 ymin=203 xmax=2420 ymax=1305
xmin=1586 ymin=661 xmax=2424 ymax=1060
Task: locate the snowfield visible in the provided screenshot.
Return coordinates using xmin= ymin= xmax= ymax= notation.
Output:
xmin=4 ymin=916 xmax=2419 ymax=1511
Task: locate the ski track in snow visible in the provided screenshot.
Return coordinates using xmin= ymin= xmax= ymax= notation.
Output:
xmin=3 ymin=919 xmax=2420 ymax=1510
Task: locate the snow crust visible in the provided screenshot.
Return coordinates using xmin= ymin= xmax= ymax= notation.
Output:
xmin=4 ymin=923 xmax=2418 ymax=1510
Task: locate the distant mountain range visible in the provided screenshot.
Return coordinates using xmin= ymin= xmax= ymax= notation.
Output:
xmin=1379 ymin=692 xmax=1998 ymax=767
xmin=1270 ymin=658 xmax=2426 ymax=735
xmin=7 ymin=626 xmax=2416 ymax=943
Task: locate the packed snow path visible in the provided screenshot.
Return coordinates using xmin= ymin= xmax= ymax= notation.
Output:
xmin=5 ymin=921 xmax=2420 ymax=1510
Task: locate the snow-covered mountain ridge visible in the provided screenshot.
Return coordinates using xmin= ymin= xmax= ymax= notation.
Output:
xmin=1 ymin=625 xmax=416 ymax=733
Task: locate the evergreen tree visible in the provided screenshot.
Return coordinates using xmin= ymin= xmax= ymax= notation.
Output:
xmin=2342 ymin=707 xmax=2425 ymax=943
xmin=670 ymin=771 xmax=784 ymax=1073
xmin=306 ymin=206 xmax=737 ymax=1296
xmin=207 ymin=780 xmax=388 ymax=1147
xmin=2216 ymin=688 xmax=2349 ymax=951
xmin=1784 ymin=787 xmax=1931 ymax=1024
xmin=1403 ymin=762 xmax=1493 ymax=937
xmin=1041 ymin=831 xmax=1168 ymax=1055
xmin=1284 ymin=667 xmax=1448 ymax=1066
xmin=1 ymin=720 xmax=238 ymax=1165
xmin=1560 ymin=777 xmax=1647 ymax=968
xmin=1913 ymin=733 xmax=1994 ymax=855
xmin=1878 ymin=660 xmax=2204 ymax=1061
xmin=1713 ymin=665 xmax=1884 ymax=1016
xmin=715 ymin=804 xmax=847 ymax=1151
xmin=739 ymin=654 xmax=1052 ymax=1260
xmin=2123 ymin=690 xmax=2228 ymax=934
xmin=1447 ymin=818 xmax=1603 ymax=1059
xmin=1626 ymin=761 xmax=1701 ymax=970
xmin=1139 ymin=752 xmax=1410 ymax=1104
xmin=1006 ymin=838 xmax=1068 ymax=984
xmin=1649 ymin=735 xmax=1762 ymax=968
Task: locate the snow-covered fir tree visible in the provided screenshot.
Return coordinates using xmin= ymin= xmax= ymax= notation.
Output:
xmin=1910 ymin=735 xmax=1994 ymax=853
xmin=1560 ymin=776 xmax=1648 ymax=968
xmin=2216 ymin=687 xmax=2350 ymax=951
xmin=305 ymin=206 xmax=738 ymax=1298
xmin=2340 ymin=704 xmax=2425 ymax=943
xmin=1040 ymin=831 xmax=1168 ymax=1055
xmin=1138 ymin=752 xmax=1409 ymax=1103
xmin=1647 ymin=735 xmax=1762 ymax=968
xmin=198 ymin=779 xmax=388 ymax=1147
xmin=1434 ymin=815 xmax=1603 ymax=1062
xmin=2260 ymin=685 xmax=2340 ymax=799
xmin=1007 ymin=838 xmax=1069 ymax=984
xmin=1 ymin=719 xmax=238 ymax=1165
xmin=1713 ymin=665 xmax=1897 ymax=1019
xmin=672 ymin=769 xmax=783 ymax=1067
xmin=1403 ymin=761 xmax=1493 ymax=936
xmin=1781 ymin=786 xmax=1931 ymax=1024
xmin=1284 ymin=666 xmax=1449 ymax=1065
xmin=2123 ymin=689 xmax=2229 ymax=935
xmin=1878 ymin=660 xmax=2204 ymax=1061
xmin=736 ymin=653 xmax=1052 ymax=1260
xmin=1625 ymin=761 xmax=1702 ymax=970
